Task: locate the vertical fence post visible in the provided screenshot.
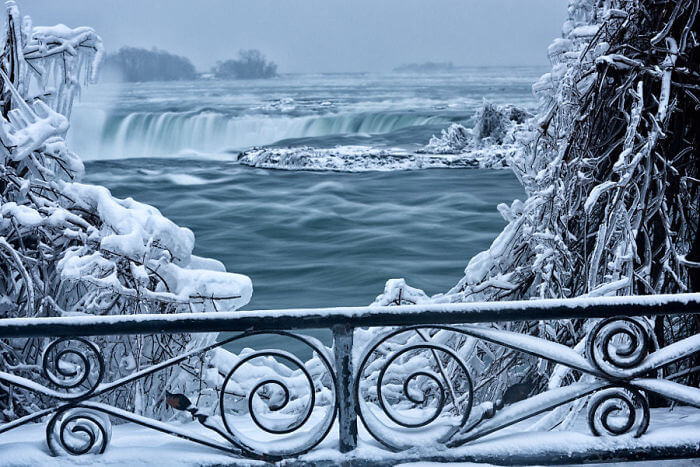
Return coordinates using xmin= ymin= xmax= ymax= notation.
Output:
xmin=333 ymin=323 xmax=357 ymax=452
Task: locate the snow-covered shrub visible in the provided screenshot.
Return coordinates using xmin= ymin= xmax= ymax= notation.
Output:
xmin=0 ymin=2 xmax=251 ymax=422
xmin=423 ymin=123 xmax=472 ymax=154
xmin=376 ymin=0 xmax=700 ymax=413
xmin=473 ymin=101 xmax=509 ymax=143
xmin=421 ymin=101 xmax=531 ymax=168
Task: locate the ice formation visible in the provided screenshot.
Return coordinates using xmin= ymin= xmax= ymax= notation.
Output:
xmin=0 ymin=2 xmax=251 ymax=421
xmin=237 ymin=144 xmax=516 ymax=171
xmin=373 ymin=0 xmax=699 ymax=415
xmin=237 ymin=101 xmax=531 ymax=172
xmin=421 ymin=101 xmax=531 ymax=157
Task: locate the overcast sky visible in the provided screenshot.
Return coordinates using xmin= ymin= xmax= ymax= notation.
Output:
xmin=19 ymin=0 xmax=567 ymax=73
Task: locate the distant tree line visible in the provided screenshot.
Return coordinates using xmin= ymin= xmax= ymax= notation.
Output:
xmin=100 ymin=47 xmax=278 ymax=82
xmin=393 ymin=61 xmax=455 ymax=73
xmin=212 ymin=49 xmax=277 ymax=79
xmin=102 ymin=46 xmax=197 ymax=82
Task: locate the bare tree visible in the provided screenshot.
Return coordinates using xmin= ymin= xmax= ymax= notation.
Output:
xmin=213 ymin=49 xmax=277 ymax=80
xmin=377 ymin=0 xmax=699 ymax=412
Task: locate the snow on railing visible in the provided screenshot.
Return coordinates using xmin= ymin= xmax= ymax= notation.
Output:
xmin=1 ymin=293 xmax=699 ymax=464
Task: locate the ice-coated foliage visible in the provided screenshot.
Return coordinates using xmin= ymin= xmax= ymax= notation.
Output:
xmin=0 ymin=3 xmax=251 ymax=422
xmin=374 ymin=0 xmax=699 ymax=417
xmin=423 ymin=122 xmax=472 ymax=154
xmin=421 ymin=101 xmax=531 ymax=169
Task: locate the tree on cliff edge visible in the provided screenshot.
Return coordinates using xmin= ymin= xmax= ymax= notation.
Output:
xmin=213 ymin=49 xmax=277 ymax=80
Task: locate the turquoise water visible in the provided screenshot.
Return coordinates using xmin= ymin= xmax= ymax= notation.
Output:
xmin=84 ymin=160 xmax=522 ymax=353
xmin=73 ymin=70 xmax=535 ymax=351
xmin=84 ymin=160 xmax=522 ymax=310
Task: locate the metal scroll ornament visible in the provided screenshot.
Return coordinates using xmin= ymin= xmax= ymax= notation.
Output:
xmin=46 ymin=407 xmax=112 ymax=456
xmin=587 ymin=387 xmax=650 ymax=437
xmin=41 ymin=337 xmax=105 ymax=398
xmin=356 ymin=328 xmax=474 ymax=451
xmin=218 ymin=332 xmax=337 ymax=458
xmin=586 ymin=317 xmax=653 ymax=379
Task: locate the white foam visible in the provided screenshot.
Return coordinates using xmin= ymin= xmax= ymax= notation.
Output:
xmin=70 ymin=108 xmax=444 ymax=159
xmin=165 ymin=174 xmax=209 ymax=185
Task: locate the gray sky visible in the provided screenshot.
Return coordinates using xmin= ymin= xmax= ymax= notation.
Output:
xmin=18 ymin=0 xmax=567 ymax=73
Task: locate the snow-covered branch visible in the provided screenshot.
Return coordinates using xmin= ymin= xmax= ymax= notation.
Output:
xmin=0 ymin=2 xmax=251 ymax=422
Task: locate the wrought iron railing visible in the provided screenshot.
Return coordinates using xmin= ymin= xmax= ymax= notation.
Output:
xmin=1 ymin=293 xmax=699 ymax=464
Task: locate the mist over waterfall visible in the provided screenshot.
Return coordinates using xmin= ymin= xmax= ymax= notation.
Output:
xmin=68 ymin=70 xmax=542 ymax=159
xmin=70 ymin=108 xmax=446 ymax=157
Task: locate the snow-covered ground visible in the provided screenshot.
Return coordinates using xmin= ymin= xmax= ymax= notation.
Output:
xmin=1 ymin=407 xmax=698 ymax=466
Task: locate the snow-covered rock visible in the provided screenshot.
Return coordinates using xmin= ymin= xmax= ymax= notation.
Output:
xmin=237 ymin=144 xmax=516 ymax=171
xmin=419 ymin=101 xmax=532 ymax=170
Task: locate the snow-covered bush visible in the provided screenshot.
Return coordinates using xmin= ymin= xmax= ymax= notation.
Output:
xmin=0 ymin=2 xmax=251 ymax=422
xmin=376 ymin=0 xmax=699 ymax=413
xmin=423 ymin=123 xmax=472 ymax=154
xmin=421 ymin=101 xmax=531 ymax=168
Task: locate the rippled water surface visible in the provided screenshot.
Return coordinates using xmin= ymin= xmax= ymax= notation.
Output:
xmin=84 ymin=160 xmax=523 ymax=310
xmin=73 ymin=70 xmax=535 ymax=351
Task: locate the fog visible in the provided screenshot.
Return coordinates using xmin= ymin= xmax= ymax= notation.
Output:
xmin=17 ymin=0 xmax=567 ymax=72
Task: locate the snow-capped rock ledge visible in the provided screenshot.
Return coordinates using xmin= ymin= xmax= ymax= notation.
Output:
xmin=236 ymin=102 xmax=530 ymax=172
xmin=237 ymin=144 xmax=517 ymax=172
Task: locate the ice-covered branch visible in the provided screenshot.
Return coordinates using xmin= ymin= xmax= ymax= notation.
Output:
xmin=0 ymin=3 xmax=252 ymax=421
xmin=374 ymin=0 xmax=700 ymax=409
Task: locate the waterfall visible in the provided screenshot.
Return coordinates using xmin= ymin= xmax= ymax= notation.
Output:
xmin=68 ymin=108 xmax=445 ymax=159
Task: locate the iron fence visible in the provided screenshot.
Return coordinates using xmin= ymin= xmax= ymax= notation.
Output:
xmin=1 ymin=293 xmax=699 ymax=464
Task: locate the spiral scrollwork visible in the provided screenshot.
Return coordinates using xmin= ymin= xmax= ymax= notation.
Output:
xmin=46 ymin=407 xmax=112 ymax=456
xmin=586 ymin=317 xmax=653 ymax=379
xmin=356 ymin=328 xmax=473 ymax=451
xmin=41 ymin=337 xmax=105 ymax=398
xmin=587 ymin=387 xmax=649 ymax=437
xmin=218 ymin=333 xmax=336 ymax=459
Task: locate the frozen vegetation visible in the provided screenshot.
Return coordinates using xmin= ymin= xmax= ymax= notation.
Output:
xmin=422 ymin=102 xmax=530 ymax=154
xmin=372 ymin=0 xmax=700 ymax=417
xmin=213 ymin=49 xmax=277 ymax=80
xmin=0 ymin=2 xmax=251 ymax=421
xmin=0 ymin=0 xmax=698 ymax=462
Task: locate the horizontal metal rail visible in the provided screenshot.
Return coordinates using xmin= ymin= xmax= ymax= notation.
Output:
xmin=1 ymin=293 xmax=699 ymax=338
xmin=2 ymin=293 xmax=699 ymax=463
